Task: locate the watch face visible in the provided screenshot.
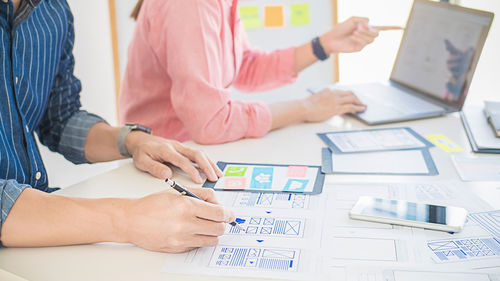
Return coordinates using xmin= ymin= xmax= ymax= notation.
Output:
xmin=126 ymin=123 xmax=152 ymax=134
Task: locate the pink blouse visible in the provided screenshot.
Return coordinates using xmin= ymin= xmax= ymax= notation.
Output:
xmin=119 ymin=0 xmax=297 ymax=144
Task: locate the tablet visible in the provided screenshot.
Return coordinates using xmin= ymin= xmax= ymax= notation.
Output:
xmin=203 ymin=162 xmax=325 ymax=194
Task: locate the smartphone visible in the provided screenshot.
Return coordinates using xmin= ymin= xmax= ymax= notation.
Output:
xmin=349 ymin=196 xmax=468 ymax=232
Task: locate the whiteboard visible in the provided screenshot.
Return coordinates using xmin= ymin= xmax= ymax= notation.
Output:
xmin=233 ymin=0 xmax=336 ymax=103
xmin=112 ymin=0 xmax=336 ymax=104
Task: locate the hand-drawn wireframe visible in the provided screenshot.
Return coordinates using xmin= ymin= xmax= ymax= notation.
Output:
xmin=427 ymin=237 xmax=500 ymax=262
xmin=209 ymin=246 xmax=299 ymax=272
xmin=233 ymin=192 xmax=310 ymax=209
xmin=227 ymin=216 xmax=305 ymax=237
xmin=470 ymin=210 xmax=500 ymax=239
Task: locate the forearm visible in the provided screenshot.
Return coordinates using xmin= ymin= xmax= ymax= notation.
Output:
xmin=269 ymin=99 xmax=308 ymax=130
xmin=294 ymin=36 xmax=332 ymax=74
xmin=84 ymin=122 xmax=122 ymax=163
xmin=0 ymin=188 xmax=127 ymax=247
xmin=294 ymin=41 xmax=318 ymax=74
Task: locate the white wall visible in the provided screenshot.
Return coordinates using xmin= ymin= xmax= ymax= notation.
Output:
xmin=38 ymin=0 xmax=119 ymax=188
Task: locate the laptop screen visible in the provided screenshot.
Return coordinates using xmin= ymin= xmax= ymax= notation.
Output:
xmin=390 ymin=0 xmax=493 ymax=108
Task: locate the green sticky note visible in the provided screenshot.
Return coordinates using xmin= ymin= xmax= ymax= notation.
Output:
xmin=239 ymin=6 xmax=261 ymax=30
xmin=225 ymin=166 xmax=248 ymax=177
xmin=290 ymin=3 xmax=310 ymax=26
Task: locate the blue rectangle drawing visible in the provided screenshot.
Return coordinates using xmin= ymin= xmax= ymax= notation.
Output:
xmin=469 ymin=210 xmax=500 ymax=239
xmin=283 ymin=179 xmax=309 ymax=192
xmin=250 ymin=167 xmax=274 ymax=189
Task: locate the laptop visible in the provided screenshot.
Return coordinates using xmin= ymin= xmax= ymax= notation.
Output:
xmin=313 ymin=0 xmax=494 ymax=125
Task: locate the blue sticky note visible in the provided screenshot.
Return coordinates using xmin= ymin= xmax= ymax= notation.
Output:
xmin=250 ymin=167 xmax=274 ymax=189
xmin=283 ymin=179 xmax=309 ymax=192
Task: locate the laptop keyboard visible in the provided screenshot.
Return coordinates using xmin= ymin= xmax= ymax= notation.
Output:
xmin=346 ymin=83 xmax=445 ymax=115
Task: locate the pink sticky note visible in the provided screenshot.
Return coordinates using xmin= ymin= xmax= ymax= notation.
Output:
xmin=287 ymin=166 xmax=308 ymax=178
xmin=224 ymin=177 xmax=247 ymax=190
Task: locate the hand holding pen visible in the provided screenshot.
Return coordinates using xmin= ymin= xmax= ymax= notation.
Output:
xmin=166 ymin=179 xmax=245 ymax=232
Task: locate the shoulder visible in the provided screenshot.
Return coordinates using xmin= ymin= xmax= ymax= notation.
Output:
xmin=144 ymin=0 xmax=224 ymax=20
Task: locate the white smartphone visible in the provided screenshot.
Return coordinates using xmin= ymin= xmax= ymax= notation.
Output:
xmin=349 ymin=196 xmax=468 ymax=232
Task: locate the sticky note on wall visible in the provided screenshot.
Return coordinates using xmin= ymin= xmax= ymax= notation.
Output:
xmin=290 ymin=3 xmax=310 ymax=26
xmin=239 ymin=6 xmax=261 ymax=30
xmin=264 ymin=5 xmax=284 ymax=27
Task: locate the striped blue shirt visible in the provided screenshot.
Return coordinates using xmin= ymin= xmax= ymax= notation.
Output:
xmin=0 ymin=0 xmax=105 ymax=232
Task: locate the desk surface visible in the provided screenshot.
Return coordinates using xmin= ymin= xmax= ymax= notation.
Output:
xmin=1 ymin=114 xmax=499 ymax=281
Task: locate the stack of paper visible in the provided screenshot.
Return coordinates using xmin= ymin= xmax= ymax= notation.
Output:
xmin=318 ymin=127 xmax=438 ymax=175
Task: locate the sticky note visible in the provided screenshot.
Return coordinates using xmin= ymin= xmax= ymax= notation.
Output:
xmin=239 ymin=6 xmax=261 ymax=30
xmin=290 ymin=3 xmax=310 ymax=26
xmin=264 ymin=5 xmax=284 ymax=28
xmin=426 ymin=134 xmax=463 ymax=152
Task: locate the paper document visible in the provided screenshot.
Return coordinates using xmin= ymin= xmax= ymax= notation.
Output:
xmin=470 ymin=210 xmax=500 ymax=238
xmin=203 ymin=162 xmax=325 ymax=194
xmin=426 ymin=134 xmax=463 ymax=152
xmin=426 ymin=237 xmax=500 ymax=263
xmin=343 ymin=267 xmax=500 ymax=281
xmin=321 ymin=148 xmax=438 ymax=175
xmin=452 ymin=155 xmax=500 ymax=181
xmin=318 ymin=127 xmax=432 ymax=154
xmin=462 ymin=106 xmax=500 ymax=150
xmin=162 ymin=181 xmax=494 ymax=280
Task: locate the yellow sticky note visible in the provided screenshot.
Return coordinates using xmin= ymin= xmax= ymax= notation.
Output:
xmin=239 ymin=6 xmax=261 ymax=30
xmin=290 ymin=3 xmax=310 ymax=26
xmin=426 ymin=134 xmax=463 ymax=152
xmin=264 ymin=5 xmax=284 ymax=28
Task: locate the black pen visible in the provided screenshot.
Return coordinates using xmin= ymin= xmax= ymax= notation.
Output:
xmin=165 ymin=179 xmax=245 ymax=231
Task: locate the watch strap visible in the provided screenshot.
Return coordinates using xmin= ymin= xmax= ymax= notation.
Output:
xmin=117 ymin=124 xmax=152 ymax=158
xmin=117 ymin=125 xmax=133 ymax=158
xmin=312 ymin=36 xmax=330 ymax=61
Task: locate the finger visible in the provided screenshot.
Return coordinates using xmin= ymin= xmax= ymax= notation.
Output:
xmin=372 ymin=25 xmax=404 ymax=31
xmin=209 ymin=159 xmax=223 ymax=178
xmin=174 ymin=145 xmax=219 ymax=182
xmin=190 ymin=186 xmax=219 ymax=204
xmin=352 ymin=33 xmax=376 ymax=46
xmin=339 ymin=95 xmax=365 ymax=107
xmin=137 ymin=156 xmax=173 ymax=179
xmin=191 ymin=199 xmax=235 ymax=223
xmin=190 ymin=218 xmax=227 ymax=236
xmin=163 ymin=149 xmax=204 ymax=184
xmin=356 ymin=25 xmax=379 ymax=38
xmin=340 ymin=104 xmax=367 ymax=114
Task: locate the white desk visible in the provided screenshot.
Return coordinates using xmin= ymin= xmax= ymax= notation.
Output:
xmin=1 ymin=114 xmax=499 ymax=281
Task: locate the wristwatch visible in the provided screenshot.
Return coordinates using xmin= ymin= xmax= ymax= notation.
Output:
xmin=117 ymin=123 xmax=152 ymax=158
xmin=311 ymin=36 xmax=330 ymax=61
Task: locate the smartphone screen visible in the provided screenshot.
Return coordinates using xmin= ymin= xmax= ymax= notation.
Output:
xmin=359 ymin=197 xmax=450 ymax=225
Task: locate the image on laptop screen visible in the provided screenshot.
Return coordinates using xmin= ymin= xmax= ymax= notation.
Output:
xmin=391 ymin=0 xmax=493 ymax=106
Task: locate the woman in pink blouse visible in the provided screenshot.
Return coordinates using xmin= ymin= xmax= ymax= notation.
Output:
xmin=120 ymin=0 xmax=380 ymax=144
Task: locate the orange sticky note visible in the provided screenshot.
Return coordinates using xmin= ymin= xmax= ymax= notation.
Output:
xmin=264 ymin=5 xmax=284 ymax=27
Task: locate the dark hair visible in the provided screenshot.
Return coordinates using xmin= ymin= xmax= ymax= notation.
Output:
xmin=131 ymin=0 xmax=144 ymax=20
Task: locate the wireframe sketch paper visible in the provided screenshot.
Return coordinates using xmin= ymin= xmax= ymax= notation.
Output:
xmin=321 ymin=148 xmax=438 ymax=175
xmin=203 ymin=162 xmax=325 ymax=194
xmin=318 ymin=127 xmax=433 ymax=154
xmin=452 ymin=155 xmax=500 ymax=181
xmin=426 ymin=237 xmax=500 ymax=263
xmin=469 ymin=210 xmax=500 ymax=239
xmin=343 ymin=266 xmax=500 ymax=281
xmin=162 ymin=181 xmax=495 ymax=280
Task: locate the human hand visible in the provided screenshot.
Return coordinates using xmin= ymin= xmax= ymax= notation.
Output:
xmin=122 ymin=187 xmax=234 ymax=253
xmin=302 ymin=89 xmax=366 ymax=122
xmin=320 ymin=17 xmax=379 ymax=54
xmin=125 ymin=132 xmax=223 ymax=184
